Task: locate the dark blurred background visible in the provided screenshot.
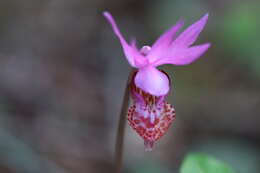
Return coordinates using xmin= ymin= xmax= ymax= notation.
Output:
xmin=0 ymin=0 xmax=260 ymax=173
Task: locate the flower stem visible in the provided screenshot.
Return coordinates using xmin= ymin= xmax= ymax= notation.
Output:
xmin=115 ymin=71 xmax=133 ymax=173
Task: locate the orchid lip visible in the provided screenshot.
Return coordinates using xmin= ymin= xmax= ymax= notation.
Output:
xmin=134 ymin=66 xmax=170 ymax=96
xmin=128 ymin=74 xmax=176 ymax=150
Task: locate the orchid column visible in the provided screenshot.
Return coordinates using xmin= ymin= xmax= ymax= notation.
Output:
xmin=103 ymin=11 xmax=210 ymax=150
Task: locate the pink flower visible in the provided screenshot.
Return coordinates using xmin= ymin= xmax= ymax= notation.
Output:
xmin=103 ymin=11 xmax=210 ymax=150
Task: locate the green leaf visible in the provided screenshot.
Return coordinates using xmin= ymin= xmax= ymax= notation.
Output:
xmin=180 ymin=153 xmax=235 ymax=173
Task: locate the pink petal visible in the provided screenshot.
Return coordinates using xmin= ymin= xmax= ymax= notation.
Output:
xmin=171 ymin=13 xmax=208 ymax=48
xmin=134 ymin=66 xmax=169 ymax=96
xmin=103 ymin=11 xmax=147 ymax=68
xmin=153 ymin=43 xmax=211 ymax=66
xmin=130 ymin=40 xmax=149 ymax=67
xmin=147 ymin=20 xmax=184 ymax=63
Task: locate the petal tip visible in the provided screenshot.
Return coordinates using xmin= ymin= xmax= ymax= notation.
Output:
xmin=102 ymin=11 xmax=110 ymax=17
xmin=201 ymin=13 xmax=209 ymax=22
xmin=177 ymin=18 xmax=185 ymax=26
xmin=103 ymin=11 xmax=114 ymax=23
xmin=196 ymin=13 xmax=209 ymax=28
xmin=204 ymin=42 xmax=211 ymax=50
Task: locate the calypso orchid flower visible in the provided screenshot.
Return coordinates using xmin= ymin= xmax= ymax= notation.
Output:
xmin=103 ymin=11 xmax=210 ymax=150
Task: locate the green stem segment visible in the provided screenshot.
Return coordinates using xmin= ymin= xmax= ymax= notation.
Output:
xmin=115 ymin=71 xmax=133 ymax=173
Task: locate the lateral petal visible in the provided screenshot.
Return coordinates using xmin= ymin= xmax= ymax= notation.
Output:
xmin=153 ymin=43 xmax=211 ymax=66
xmin=103 ymin=11 xmax=146 ymax=67
xmin=147 ymin=20 xmax=184 ymax=63
xmin=171 ymin=13 xmax=208 ymax=48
